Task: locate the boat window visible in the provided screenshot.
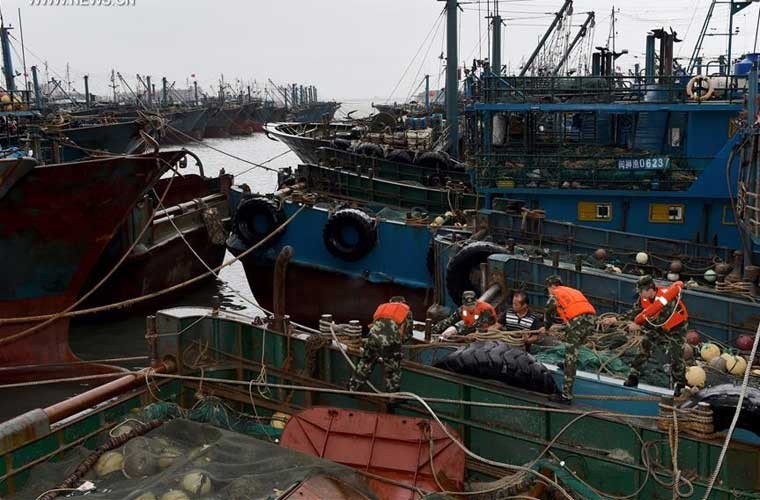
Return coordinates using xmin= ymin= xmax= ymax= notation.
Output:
xmin=578 ymin=201 xmax=612 ymax=222
xmin=649 ymin=203 xmax=685 ymax=223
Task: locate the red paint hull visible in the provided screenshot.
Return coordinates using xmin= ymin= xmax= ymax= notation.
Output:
xmin=0 ymin=152 xmax=183 ymax=377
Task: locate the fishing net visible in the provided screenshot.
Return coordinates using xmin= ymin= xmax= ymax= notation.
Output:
xmin=10 ymin=401 xmax=381 ymax=500
xmin=532 ymin=343 xmax=672 ymax=387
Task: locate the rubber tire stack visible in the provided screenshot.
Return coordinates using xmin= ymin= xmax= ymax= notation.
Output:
xmin=434 ymin=341 xmax=558 ymax=394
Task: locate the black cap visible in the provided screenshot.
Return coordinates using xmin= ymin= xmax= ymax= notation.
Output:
xmin=545 ymin=275 xmax=563 ymax=287
xmin=636 ymin=275 xmax=655 ymax=292
xmin=390 ymin=296 xmax=406 ymax=303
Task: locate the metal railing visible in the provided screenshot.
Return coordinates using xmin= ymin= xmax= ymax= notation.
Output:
xmin=468 ymin=74 xmax=746 ymax=105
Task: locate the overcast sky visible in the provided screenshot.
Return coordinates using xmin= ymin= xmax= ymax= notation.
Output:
xmin=4 ymin=0 xmax=760 ymax=101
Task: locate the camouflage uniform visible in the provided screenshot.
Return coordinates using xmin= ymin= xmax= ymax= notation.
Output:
xmin=348 ymin=309 xmax=413 ymax=393
xmin=431 ymin=304 xmax=496 ymax=336
xmin=545 ymin=296 xmax=596 ymax=399
xmin=623 ymin=294 xmax=687 ymax=387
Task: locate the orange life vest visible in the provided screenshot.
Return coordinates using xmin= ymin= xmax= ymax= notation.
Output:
xmin=551 ymin=286 xmax=596 ymax=322
xmin=635 ymin=283 xmax=688 ymax=331
xmin=460 ymin=300 xmax=497 ymax=327
xmin=373 ymin=302 xmax=411 ymax=330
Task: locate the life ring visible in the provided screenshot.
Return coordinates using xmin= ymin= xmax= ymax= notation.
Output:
xmin=323 ymin=208 xmax=377 ymax=261
xmin=233 ymin=196 xmax=286 ymax=247
xmin=686 ymin=75 xmax=714 ymax=102
xmin=445 ymin=241 xmax=504 ymax=304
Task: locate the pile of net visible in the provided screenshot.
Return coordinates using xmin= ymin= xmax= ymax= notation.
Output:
xmin=12 ymin=404 xmax=380 ymax=500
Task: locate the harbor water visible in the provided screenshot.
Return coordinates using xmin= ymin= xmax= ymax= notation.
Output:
xmin=3 ymin=100 xmax=373 ymax=421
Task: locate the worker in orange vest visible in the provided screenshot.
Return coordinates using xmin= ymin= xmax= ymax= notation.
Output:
xmin=433 ymin=290 xmax=497 ymax=341
xmin=542 ymin=275 xmax=597 ymax=404
xmin=349 ymin=296 xmax=413 ymax=393
xmin=602 ymin=275 xmax=688 ymax=396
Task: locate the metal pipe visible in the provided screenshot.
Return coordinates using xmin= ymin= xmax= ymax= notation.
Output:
xmin=445 ymin=0 xmax=459 ymax=159
xmin=491 ymin=15 xmax=502 ymax=77
xmin=83 ymin=75 xmax=90 ymax=107
xmin=0 ymin=24 xmax=15 ymax=91
xmin=645 ymin=34 xmax=656 ymax=84
xmin=44 ymin=360 xmax=174 ymax=424
xmin=272 ymin=246 xmax=294 ymax=332
xmin=162 ymin=77 xmax=168 ymax=107
xmin=478 ymin=283 xmax=502 ymax=304
xmin=749 ymin=62 xmax=758 ymax=126
xmin=424 ymin=74 xmax=430 ymax=112
xmin=193 ymin=80 xmax=198 ymax=106
xmin=31 ymin=65 xmax=40 ymax=108
xmin=519 ymin=0 xmax=572 ymax=77
xmin=146 ymin=76 xmax=152 ymax=106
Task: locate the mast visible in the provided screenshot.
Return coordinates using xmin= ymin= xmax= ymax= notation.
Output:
xmin=519 ymin=0 xmax=573 ymax=77
xmin=552 ymin=11 xmax=595 ymax=76
xmin=424 ymin=74 xmax=430 ymax=111
xmin=0 ymin=22 xmax=15 ymax=92
xmin=445 ymin=0 xmax=459 ymax=159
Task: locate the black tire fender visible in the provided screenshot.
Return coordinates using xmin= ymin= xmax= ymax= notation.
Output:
xmin=331 ymin=138 xmax=352 ymax=151
xmin=445 ymin=241 xmax=505 ymax=305
xmin=385 ymin=148 xmax=413 ymax=164
xmin=681 ymin=384 xmax=760 ymax=437
xmin=415 ymin=150 xmax=451 ymax=170
xmin=354 ymin=142 xmax=384 ymax=158
xmin=434 ymin=341 xmax=558 ymax=394
xmin=233 ymin=196 xmax=286 ymax=247
xmin=323 ymin=208 xmax=377 ymax=261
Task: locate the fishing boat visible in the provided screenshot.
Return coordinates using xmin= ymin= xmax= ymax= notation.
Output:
xmin=2 ymin=301 xmax=759 ymax=499
xmin=203 ymin=105 xmax=242 ymax=138
xmin=0 ymin=150 xmax=188 ymax=381
xmin=80 ymin=159 xmax=234 ymax=313
xmin=162 ymin=107 xmax=208 ymax=144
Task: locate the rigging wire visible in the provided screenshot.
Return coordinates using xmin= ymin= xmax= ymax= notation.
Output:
xmin=384 ymin=8 xmax=445 ymax=104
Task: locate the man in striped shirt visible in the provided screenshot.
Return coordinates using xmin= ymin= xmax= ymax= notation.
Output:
xmin=499 ymin=291 xmax=543 ymax=350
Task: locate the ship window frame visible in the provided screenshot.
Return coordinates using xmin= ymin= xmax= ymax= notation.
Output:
xmin=578 ymin=201 xmax=613 ymax=222
xmin=648 ymin=203 xmax=685 ymax=224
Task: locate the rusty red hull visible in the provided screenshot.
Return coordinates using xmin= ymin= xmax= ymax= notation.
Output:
xmin=238 ymin=255 xmax=430 ymax=327
xmin=0 ymin=153 xmax=181 ymax=377
xmin=281 ymin=407 xmax=465 ymax=499
xmin=82 ymin=225 xmax=226 ymax=312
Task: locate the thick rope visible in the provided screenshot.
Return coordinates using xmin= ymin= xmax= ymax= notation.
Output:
xmin=0 ymin=205 xmax=305 ymax=329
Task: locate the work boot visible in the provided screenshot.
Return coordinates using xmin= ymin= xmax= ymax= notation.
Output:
xmin=549 ymin=393 xmax=572 ymax=405
xmin=624 ymin=374 xmax=639 ymax=388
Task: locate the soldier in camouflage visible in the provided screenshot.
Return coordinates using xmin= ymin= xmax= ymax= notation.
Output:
xmin=348 ymin=296 xmax=413 ymax=393
xmin=432 ymin=291 xmax=497 ymax=341
xmin=542 ymin=275 xmax=597 ymax=404
xmin=603 ymin=275 xmax=688 ymax=396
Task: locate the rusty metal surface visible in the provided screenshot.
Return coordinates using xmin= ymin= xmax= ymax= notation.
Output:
xmin=239 ymin=257 xmax=430 ymax=327
xmin=280 ymin=407 xmax=465 ymax=499
xmin=0 ymin=152 xmax=182 ymax=371
xmin=279 ymin=475 xmax=374 ymax=500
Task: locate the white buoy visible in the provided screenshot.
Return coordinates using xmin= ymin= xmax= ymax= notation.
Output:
xmin=635 ymin=252 xmax=649 ymax=265
xmin=704 ymin=269 xmax=717 ymax=283
xmin=666 ymin=272 xmax=680 ymax=282
xmin=686 ymin=366 xmax=706 ymax=388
